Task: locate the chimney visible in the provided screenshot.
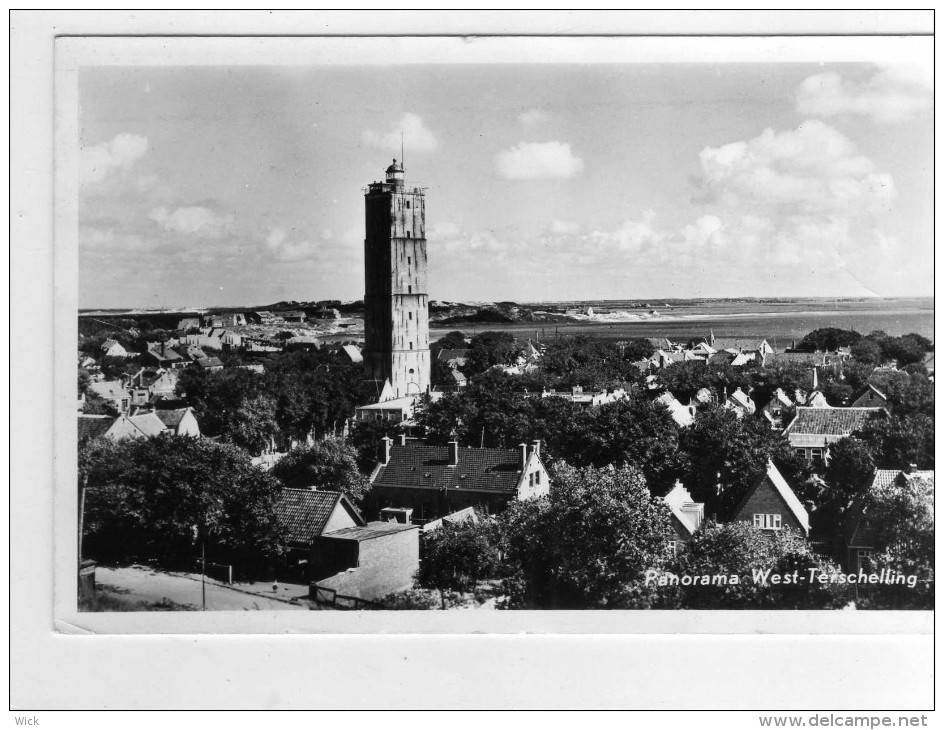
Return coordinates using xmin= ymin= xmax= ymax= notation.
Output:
xmin=519 ymin=443 xmax=528 ymax=470
xmin=161 ymin=341 xmax=166 ymax=356
xmin=381 ymin=435 xmax=393 ymax=465
xmin=448 ymin=440 xmax=459 ymax=466
xmin=531 ymin=439 xmax=541 ymax=459
xmin=905 ymin=463 xmax=917 ymax=474
xmin=812 ymin=366 xmax=818 ymax=390
xmin=399 ymin=433 xmax=407 ymax=446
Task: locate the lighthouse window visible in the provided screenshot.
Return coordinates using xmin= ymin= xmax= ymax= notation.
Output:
xmin=409 ymin=312 xmax=412 ymax=320
xmin=407 ymin=256 xmax=411 ymax=265
xmin=409 ymin=342 xmax=413 ymax=350
xmin=406 ymin=231 xmax=411 ymax=238
xmin=408 ymin=285 xmax=412 ymax=294
xmin=409 ymin=368 xmax=415 ymax=374
xmin=406 ymin=201 xmax=410 ymax=209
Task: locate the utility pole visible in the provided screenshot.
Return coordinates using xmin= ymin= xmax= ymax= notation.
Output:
xmin=201 ymin=536 xmax=207 ymax=611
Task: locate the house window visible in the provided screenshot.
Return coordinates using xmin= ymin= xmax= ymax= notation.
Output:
xmin=795 ymin=448 xmax=807 ymax=460
xmin=753 ymin=514 xmax=782 ymax=530
xmin=856 ymin=549 xmax=873 ymax=572
xmin=666 ymin=541 xmax=678 ymax=557
xmin=535 ymin=471 xmax=541 ymax=485
xmin=810 ymin=448 xmax=823 ymax=463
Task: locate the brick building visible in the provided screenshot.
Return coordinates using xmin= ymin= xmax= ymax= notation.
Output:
xmin=731 ymin=461 xmax=810 ymax=536
xmin=367 ymin=436 xmax=550 ymax=522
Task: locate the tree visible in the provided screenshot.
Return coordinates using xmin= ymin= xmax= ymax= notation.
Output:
xmin=850 ymin=338 xmax=883 ymax=365
xmin=824 ymin=437 xmax=875 ymax=509
xmin=858 ymin=413 xmax=934 ymax=470
xmin=430 ymin=357 xmax=456 ymax=389
xmin=798 ymin=328 xmax=861 ymax=352
xmin=347 ymin=419 xmax=405 ymax=474
xmin=856 ymin=474 xmax=933 ymax=609
xmin=665 ymin=522 xmax=847 ymax=609
xmin=678 ymin=406 xmax=804 ymax=520
xmin=417 ymin=517 xmax=501 ymax=608
xmin=500 ymin=464 xmax=673 ymax=608
xmin=621 ymin=338 xmax=656 ymax=362
xmin=540 ymin=335 xmax=639 ymax=390
xmin=431 ymin=330 xmax=468 ymax=356
xmin=81 ymin=435 xmax=286 ymax=576
xmin=466 ymin=331 xmax=520 ymax=375
xmin=581 ymin=398 xmax=684 ymax=494
xmin=78 ymin=368 xmax=92 ymax=397
xmin=271 ymin=437 xmax=370 ymax=503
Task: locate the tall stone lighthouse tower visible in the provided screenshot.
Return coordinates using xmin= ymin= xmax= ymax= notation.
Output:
xmin=363 ymin=159 xmax=430 ymax=399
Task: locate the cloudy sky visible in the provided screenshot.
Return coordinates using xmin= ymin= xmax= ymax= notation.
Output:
xmin=78 ymin=55 xmax=933 ymax=308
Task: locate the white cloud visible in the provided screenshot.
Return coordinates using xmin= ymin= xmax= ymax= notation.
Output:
xmin=429 ymin=222 xmax=461 ymax=238
xmin=796 ymin=66 xmax=933 ymax=124
xmin=264 ymin=227 xmax=313 ymax=263
xmin=693 ymin=120 xmax=894 ymax=217
xmin=148 ymin=206 xmax=234 ymax=239
xmin=362 ymin=112 xmax=438 ymax=154
xmin=80 ymin=133 xmax=148 ymax=184
xmin=518 ymin=108 xmax=550 ymax=127
xmin=495 ymin=141 xmax=584 ymax=181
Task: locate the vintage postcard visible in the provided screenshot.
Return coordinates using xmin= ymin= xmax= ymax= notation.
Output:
xmin=53 ymin=33 xmax=933 ymax=638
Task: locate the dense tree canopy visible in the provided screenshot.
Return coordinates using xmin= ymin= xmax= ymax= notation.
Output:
xmin=500 ymin=464 xmax=673 ymax=608
xmin=81 ymin=435 xmax=286 ymax=575
xmin=465 ymin=331 xmax=521 ymax=374
xmin=798 ymin=328 xmax=861 ymax=352
xmin=664 ymin=522 xmax=847 ymax=609
xmin=678 ymin=406 xmax=806 ymax=520
xmin=270 ymin=437 xmax=370 ymax=503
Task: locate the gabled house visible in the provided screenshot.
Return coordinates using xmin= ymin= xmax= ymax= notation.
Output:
xmin=722 ymin=387 xmax=756 ymax=418
xmin=540 ymin=385 xmax=629 ymax=408
xmin=177 ymin=317 xmax=202 ymax=332
xmin=795 ymin=389 xmax=829 ymax=408
xmin=655 ymin=391 xmax=694 ymax=427
xmin=340 ymin=344 xmax=363 ymax=364
xmin=193 ymin=356 xmax=224 ymax=372
xmin=843 ymin=469 xmax=934 ymax=572
xmin=765 ymin=351 xmax=828 ymax=368
xmin=783 ymin=406 xmax=886 ymax=464
xmin=663 ymin=482 xmax=705 ymax=554
xmin=849 ymin=383 xmax=889 ymax=409
xmin=274 ymin=488 xmax=365 ymax=571
xmin=79 ymin=412 xmax=169 ymax=442
xmin=436 ymin=348 xmax=470 ymax=369
xmin=155 ymin=407 xmax=201 ymax=437
xmin=143 ymin=342 xmax=186 ymax=369
xmin=761 ymin=388 xmax=794 ymax=430
xmin=732 ymin=461 xmax=810 ymax=536
xmin=368 ymin=437 xmax=551 ymax=522
xmin=449 ymin=368 xmax=467 ymax=389
xmin=100 ymin=339 xmax=129 ymax=359
xmin=87 ymin=380 xmax=131 ymax=413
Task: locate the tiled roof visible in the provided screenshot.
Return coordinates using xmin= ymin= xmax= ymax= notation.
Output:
xmin=848 ymin=470 xmax=934 ymax=547
xmin=155 ymin=408 xmax=190 ymax=428
xmin=88 ymin=380 xmax=128 ymax=401
xmin=707 ymin=352 xmax=735 ymax=366
xmin=78 ymin=415 xmax=113 ymax=442
xmin=274 ymin=489 xmax=360 ymax=546
xmin=195 ymin=357 xmax=224 ymax=368
xmin=783 ymin=407 xmax=885 ymax=437
xmin=655 ymin=392 xmax=694 ymax=427
xmin=765 ymin=352 xmax=825 ymax=366
xmin=764 ymin=461 xmax=810 ymax=533
xmin=127 ymin=412 xmax=168 ymax=437
xmin=372 ymin=444 xmax=527 ymax=494
xmin=664 ymin=483 xmax=703 ymax=535
xmin=321 ymin=521 xmax=418 ymax=542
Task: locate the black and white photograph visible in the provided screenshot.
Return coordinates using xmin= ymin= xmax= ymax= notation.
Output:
xmin=11 ymin=9 xmax=936 ymax=714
